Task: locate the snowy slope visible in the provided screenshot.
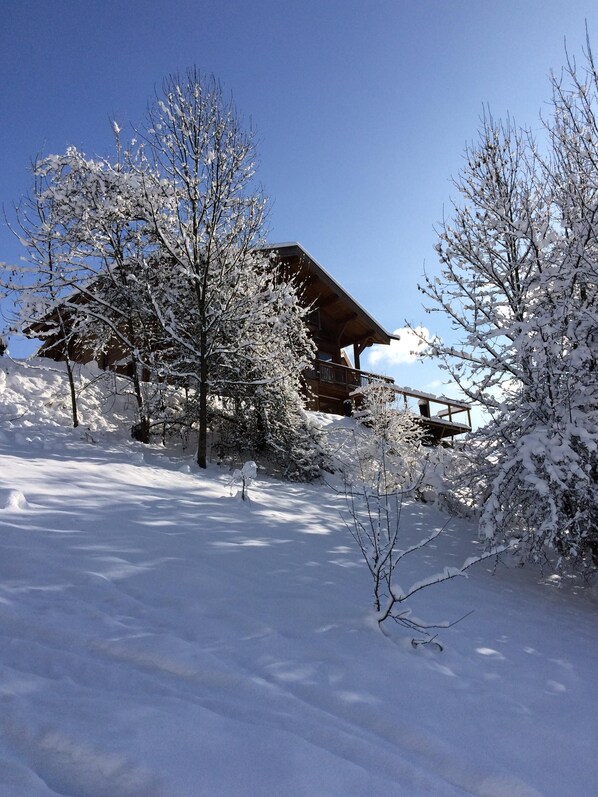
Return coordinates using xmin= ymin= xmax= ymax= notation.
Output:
xmin=0 ymin=358 xmax=597 ymax=797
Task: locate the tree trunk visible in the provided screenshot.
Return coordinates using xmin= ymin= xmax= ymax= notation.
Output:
xmin=64 ymin=356 xmax=79 ymax=429
xmin=197 ymin=335 xmax=208 ymax=468
xmin=130 ymin=356 xmax=150 ymax=444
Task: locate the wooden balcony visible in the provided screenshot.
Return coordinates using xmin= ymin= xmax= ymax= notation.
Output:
xmin=384 ymin=384 xmax=472 ymax=442
xmin=304 ymin=358 xmax=394 ymax=414
xmin=347 ymin=382 xmax=472 ymax=442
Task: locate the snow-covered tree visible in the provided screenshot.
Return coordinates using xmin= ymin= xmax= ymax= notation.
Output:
xmin=8 ymin=69 xmax=323 ymax=475
xmin=210 ymin=260 xmax=327 ymax=479
xmin=5 ymin=159 xmax=85 ymax=427
xmin=7 ymin=146 xmax=169 ymax=441
xmin=38 ymin=146 xmax=166 ymax=441
xmin=340 ymin=385 xmax=502 ymax=642
xmin=131 ymin=69 xmax=317 ymax=468
xmin=351 ymin=384 xmax=428 ymax=493
xmin=418 ymin=44 xmax=598 ymax=575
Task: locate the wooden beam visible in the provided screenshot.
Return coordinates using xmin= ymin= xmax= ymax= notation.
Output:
xmin=317 ymin=294 xmax=340 ymax=309
xmin=353 ymin=332 xmax=375 ymax=348
xmin=354 ymin=335 xmax=375 ymax=359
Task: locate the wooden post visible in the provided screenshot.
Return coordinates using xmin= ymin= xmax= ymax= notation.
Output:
xmin=353 ymin=342 xmax=361 ymax=370
xmin=353 ymin=337 xmax=373 ymax=372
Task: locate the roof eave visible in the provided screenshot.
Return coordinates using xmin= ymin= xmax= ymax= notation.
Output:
xmin=259 ymin=242 xmax=391 ymax=347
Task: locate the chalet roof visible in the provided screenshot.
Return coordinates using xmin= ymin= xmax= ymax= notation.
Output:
xmin=259 ymin=242 xmax=392 ymax=349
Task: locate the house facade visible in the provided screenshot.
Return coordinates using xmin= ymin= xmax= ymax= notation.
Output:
xmin=260 ymin=242 xmax=395 ymax=414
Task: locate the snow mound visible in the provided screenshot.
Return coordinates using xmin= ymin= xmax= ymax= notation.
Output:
xmin=0 ymin=489 xmax=29 ymax=511
xmin=0 ymin=357 xmax=139 ymax=438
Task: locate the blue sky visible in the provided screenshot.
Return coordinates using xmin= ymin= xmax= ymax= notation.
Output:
xmin=2 ymin=0 xmax=598 ymax=405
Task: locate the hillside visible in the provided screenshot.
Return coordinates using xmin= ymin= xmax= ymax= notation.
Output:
xmin=0 ymin=358 xmax=596 ymax=797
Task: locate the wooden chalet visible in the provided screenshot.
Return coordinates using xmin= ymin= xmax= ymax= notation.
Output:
xmin=262 ymin=244 xmax=472 ymax=440
xmin=28 ymin=241 xmax=472 ymax=441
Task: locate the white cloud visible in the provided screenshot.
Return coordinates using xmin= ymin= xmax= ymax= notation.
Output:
xmin=367 ymin=326 xmax=431 ymax=367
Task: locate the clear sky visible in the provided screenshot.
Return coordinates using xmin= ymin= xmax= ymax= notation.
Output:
xmin=2 ymin=0 xmax=598 ymax=406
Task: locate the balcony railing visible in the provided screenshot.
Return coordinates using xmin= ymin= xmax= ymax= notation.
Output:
xmin=305 ymin=358 xmax=394 ymax=390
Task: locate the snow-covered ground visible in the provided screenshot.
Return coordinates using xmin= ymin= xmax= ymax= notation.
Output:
xmin=0 ymin=358 xmax=597 ymax=797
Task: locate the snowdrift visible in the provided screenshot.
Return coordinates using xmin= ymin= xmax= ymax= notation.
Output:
xmin=0 ymin=356 xmax=596 ymax=796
